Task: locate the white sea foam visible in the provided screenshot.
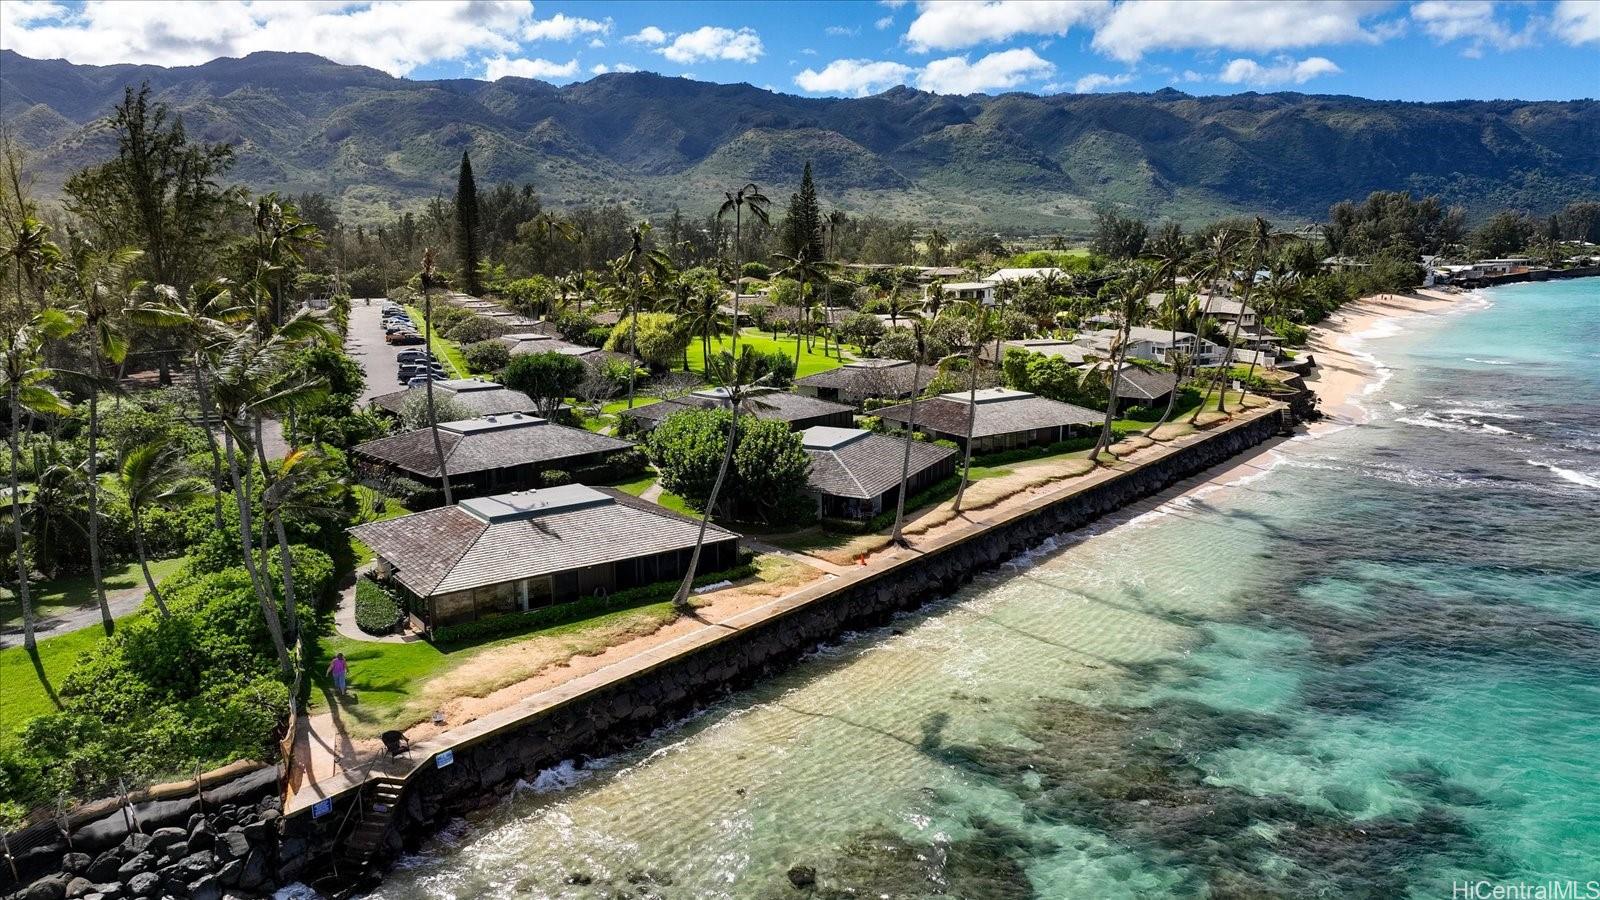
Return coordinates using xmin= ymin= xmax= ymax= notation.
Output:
xmin=1396 ymin=414 xmax=1473 ymax=433
xmin=1388 ymin=401 xmax=1408 ymax=411
xmin=1527 ymin=460 xmax=1600 ymax=490
xmin=1440 ymin=407 xmax=1525 ymax=420
xmin=1464 ymin=357 xmax=1515 ymax=366
xmin=513 ymin=759 xmax=594 ymax=796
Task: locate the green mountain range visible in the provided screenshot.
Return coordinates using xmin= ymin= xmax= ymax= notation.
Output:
xmin=4 ymin=50 xmax=1597 ymax=232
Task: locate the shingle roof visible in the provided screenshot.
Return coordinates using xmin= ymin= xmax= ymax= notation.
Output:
xmin=1003 ymin=339 xmax=1098 ymax=364
xmin=353 ymin=415 xmax=632 ymax=478
xmin=801 ymin=427 xmax=955 ymax=500
xmin=369 ymin=382 xmax=538 ymax=416
xmin=794 ymin=359 xmax=934 ymax=396
xmin=1114 ymin=366 xmax=1178 ymax=402
xmin=623 ymin=390 xmax=853 ymax=426
xmin=498 ymin=333 xmax=601 ymax=356
xmin=349 ymin=486 xmax=736 ymax=597
xmin=874 ymin=389 xmax=1100 ymax=438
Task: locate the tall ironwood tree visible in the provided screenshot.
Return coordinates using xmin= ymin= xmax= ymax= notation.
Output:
xmin=455 ymin=151 xmax=482 ymax=295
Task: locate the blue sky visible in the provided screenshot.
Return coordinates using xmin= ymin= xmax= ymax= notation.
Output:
xmin=3 ymin=1 xmax=1597 ymax=101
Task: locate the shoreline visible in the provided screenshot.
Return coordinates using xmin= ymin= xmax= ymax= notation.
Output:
xmin=1187 ymin=287 xmax=1479 ymax=495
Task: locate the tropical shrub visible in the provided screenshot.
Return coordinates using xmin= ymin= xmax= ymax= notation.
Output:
xmin=502 ymin=352 xmax=587 ymax=416
xmin=442 ymin=315 xmax=498 ymax=345
xmin=462 ymin=339 xmax=511 ymax=373
xmin=646 ymin=408 xmax=812 ymax=524
xmin=355 ymin=576 xmax=405 ymax=635
xmin=605 ymin=312 xmax=690 ymax=369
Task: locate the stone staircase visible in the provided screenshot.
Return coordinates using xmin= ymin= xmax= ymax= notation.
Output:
xmin=337 ymin=775 xmax=407 ymax=876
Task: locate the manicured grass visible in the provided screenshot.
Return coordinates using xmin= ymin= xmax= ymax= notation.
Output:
xmin=656 ymin=490 xmax=695 ymax=516
xmin=350 ymin=485 xmax=408 ymax=565
xmin=308 ymin=601 xmax=680 ymax=735
xmin=0 ymin=558 xmax=183 ymax=628
xmin=404 ymin=305 xmax=469 ymax=378
xmin=688 ymin=328 xmax=849 ymax=379
xmin=0 ymin=617 xmax=136 ymax=747
xmin=601 ymin=396 xmax=660 ymax=416
xmin=612 ymin=474 xmax=656 ymax=497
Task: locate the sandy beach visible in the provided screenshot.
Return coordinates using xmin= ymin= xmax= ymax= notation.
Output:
xmin=1302 ymin=288 xmax=1470 ymax=427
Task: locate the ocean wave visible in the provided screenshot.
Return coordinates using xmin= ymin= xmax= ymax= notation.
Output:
xmin=513 ymin=759 xmax=594 ymax=796
xmin=1396 ymin=414 xmax=1473 ymax=433
xmin=1440 ymin=407 xmax=1525 ymax=420
xmin=1526 ymin=460 xmax=1600 ymax=490
xmin=1464 ymin=357 xmax=1515 ymax=366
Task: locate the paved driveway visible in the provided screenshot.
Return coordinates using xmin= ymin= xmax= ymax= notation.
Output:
xmin=347 ymin=298 xmax=405 ymax=404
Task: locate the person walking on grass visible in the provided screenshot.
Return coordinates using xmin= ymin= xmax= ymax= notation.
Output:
xmin=328 ymin=652 xmax=349 ymax=696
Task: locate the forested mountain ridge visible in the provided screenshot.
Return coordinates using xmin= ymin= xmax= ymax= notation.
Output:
xmin=4 ymin=49 xmax=1597 ymax=231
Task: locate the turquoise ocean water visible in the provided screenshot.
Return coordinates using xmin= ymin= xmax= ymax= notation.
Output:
xmin=365 ymin=279 xmax=1600 ymax=899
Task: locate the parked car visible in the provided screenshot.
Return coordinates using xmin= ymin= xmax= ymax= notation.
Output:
xmin=398 ymin=362 xmax=446 ymax=382
xmin=407 ymin=375 xmax=445 ymax=388
xmin=383 ymin=320 xmax=415 ymax=333
xmin=395 ymin=350 xmax=436 ymax=364
xmin=386 ymin=331 xmax=424 ymax=345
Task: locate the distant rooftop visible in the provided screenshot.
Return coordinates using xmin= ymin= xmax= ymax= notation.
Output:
xmin=940 ymin=387 xmax=1035 ymax=404
xmin=843 ymin=358 xmax=909 ymax=369
xmin=438 ymin=377 xmax=502 ymax=393
xmin=987 ymin=267 xmax=1064 ymax=282
xmin=459 ymin=484 xmax=614 ymax=523
xmin=437 ymin=413 xmax=544 ymax=435
xmin=801 ymin=425 xmax=870 ymax=450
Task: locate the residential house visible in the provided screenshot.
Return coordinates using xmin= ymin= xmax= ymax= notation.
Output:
xmin=794 ymin=358 xmax=936 ymax=407
xmin=800 ymin=426 xmax=957 ymax=520
xmin=368 ymin=378 xmax=537 ymax=418
xmin=1003 ymin=338 xmax=1100 ymax=365
xmin=933 ymin=281 xmax=996 ymax=307
xmin=986 ymin=267 xmax=1065 ymax=283
xmin=619 ymin=388 xmax=855 ymax=434
xmin=351 ymin=485 xmax=740 ymax=629
xmin=353 ymin=413 xmax=634 ymax=501
xmin=873 ymin=388 xmax=1101 ymax=452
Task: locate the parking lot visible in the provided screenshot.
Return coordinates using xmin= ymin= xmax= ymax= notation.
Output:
xmin=346 ymin=298 xmax=424 ymax=403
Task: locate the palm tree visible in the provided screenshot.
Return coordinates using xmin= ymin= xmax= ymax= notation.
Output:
xmin=606 ymin=223 xmax=672 ymax=409
xmin=261 ymin=448 xmax=341 ymax=645
xmin=717 ymin=183 xmax=772 ymax=276
xmin=772 ymin=247 xmax=836 ymax=368
xmin=130 ymin=280 xmax=251 ymax=532
xmin=117 ymin=442 xmax=201 ymax=616
xmin=419 ymin=248 xmax=452 ymax=505
xmin=1147 ymin=284 xmax=1201 ymax=435
xmin=1187 ymin=226 xmax=1242 ymax=424
xmin=890 ymin=320 xmax=931 ymax=547
xmin=925 ymin=228 xmax=949 ymax=267
xmin=950 ymin=300 xmax=996 ymax=514
xmin=670 ymin=347 xmax=772 ymax=612
xmin=1 ymin=307 xmax=82 ymax=654
xmin=823 ymin=209 xmax=848 ymax=260
xmin=1089 ymin=266 xmax=1157 ymax=463
xmin=61 ymin=240 xmax=143 ymax=635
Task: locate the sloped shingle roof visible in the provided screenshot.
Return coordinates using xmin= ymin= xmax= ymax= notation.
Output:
xmin=802 ymin=427 xmax=954 ymax=500
xmin=369 ymin=382 xmax=538 ymax=417
xmin=794 ymin=359 xmax=935 ymax=396
xmin=349 ymin=486 xmax=736 ymax=597
xmin=623 ymin=390 xmax=853 ymax=426
xmin=353 ymin=415 xmax=632 ymax=478
xmin=874 ymin=389 xmax=1100 ymax=439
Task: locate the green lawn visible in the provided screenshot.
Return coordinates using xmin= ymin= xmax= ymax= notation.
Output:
xmin=688 ymin=329 xmax=849 ymax=379
xmin=308 ymin=601 xmax=680 ymax=734
xmin=404 ymin=305 xmax=470 ymax=378
xmin=350 ymin=486 xmax=409 ymax=565
xmin=0 ymin=617 xmax=136 ymax=747
xmin=602 ymin=396 xmax=660 ymax=416
xmin=612 ymin=474 xmax=656 ymax=496
xmin=0 ymin=558 xmax=183 ymax=629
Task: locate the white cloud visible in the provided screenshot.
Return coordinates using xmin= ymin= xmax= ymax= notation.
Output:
xmin=1216 ymin=55 xmax=1342 ymax=86
xmin=875 ymin=15 xmax=895 ymax=30
xmin=917 ymin=47 xmax=1054 ymax=93
xmin=825 ymin=25 xmax=861 ymax=37
xmin=522 ymin=12 xmax=610 ymax=42
xmin=588 ymin=37 xmax=606 ymax=48
xmin=1091 ymin=0 xmax=1392 ymax=62
xmin=657 ymin=25 xmax=763 ymax=64
xmin=624 ymin=25 xmax=669 ymax=45
xmin=1411 ymin=1 xmax=1535 ymax=53
xmin=590 ymin=62 xmax=640 ymax=75
xmin=795 ymin=58 xmax=915 ymax=95
xmin=6 ymin=1 xmax=67 ymax=26
xmin=906 ymin=0 xmax=1107 ymax=52
xmin=483 ymin=55 xmax=579 ymax=80
xmin=0 ymin=0 xmax=533 ymax=75
xmin=1553 ymin=0 xmax=1600 ymax=44
xmin=1074 ymin=71 xmax=1135 ymax=92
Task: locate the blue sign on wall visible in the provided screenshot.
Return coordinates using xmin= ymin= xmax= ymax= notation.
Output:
xmin=436 ymin=749 xmax=455 ymax=768
xmin=312 ymin=798 xmax=333 ymax=818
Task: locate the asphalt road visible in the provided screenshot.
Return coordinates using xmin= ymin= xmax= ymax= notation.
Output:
xmin=347 ymin=298 xmax=408 ymax=404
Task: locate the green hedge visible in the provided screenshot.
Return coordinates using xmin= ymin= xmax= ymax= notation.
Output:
xmin=431 ymin=560 xmax=759 ymax=645
xmin=355 ymin=577 xmax=405 ymax=635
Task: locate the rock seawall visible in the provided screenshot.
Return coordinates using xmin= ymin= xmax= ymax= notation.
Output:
xmin=284 ymin=408 xmax=1286 ymax=886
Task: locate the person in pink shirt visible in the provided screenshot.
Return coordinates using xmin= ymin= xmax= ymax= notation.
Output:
xmin=328 ymin=652 xmax=349 ymax=696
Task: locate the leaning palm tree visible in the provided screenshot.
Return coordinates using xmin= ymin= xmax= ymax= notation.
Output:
xmin=118 ymin=442 xmax=202 ymax=616
xmin=418 ymin=248 xmax=453 ymax=505
xmin=1187 ymin=226 xmax=1243 ymax=424
xmin=950 ymin=300 xmax=996 ymax=515
xmin=60 ymin=239 xmax=144 ymax=635
xmin=1 ymin=307 xmax=82 ymax=654
xmin=890 ymin=320 xmax=932 ymax=547
xmin=1089 ymin=266 xmax=1157 ymax=463
xmin=130 ymin=280 xmax=251 ymax=532
xmin=1146 ymin=284 xmax=1201 ymax=436
xmin=671 ymin=347 xmax=772 ymax=612
xmin=261 ymin=447 xmax=342 ymax=646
